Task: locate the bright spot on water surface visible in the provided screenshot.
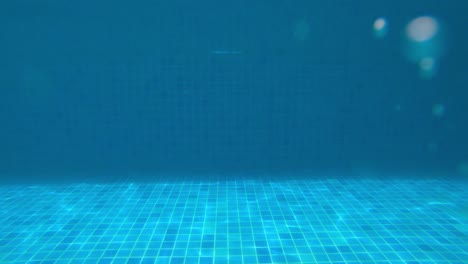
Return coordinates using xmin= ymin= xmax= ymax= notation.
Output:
xmin=373 ymin=17 xmax=387 ymax=38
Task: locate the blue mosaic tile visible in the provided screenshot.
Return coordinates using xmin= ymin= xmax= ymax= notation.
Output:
xmin=0 ymin=178 xmax=466 ymax=263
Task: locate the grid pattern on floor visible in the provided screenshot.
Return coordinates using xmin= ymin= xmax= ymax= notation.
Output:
xmin=0 ymin=178 xmax=467 ymax=264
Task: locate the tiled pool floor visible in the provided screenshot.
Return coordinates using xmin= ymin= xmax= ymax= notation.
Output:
xmin=0 ymin=178 xmax=466 ymax=263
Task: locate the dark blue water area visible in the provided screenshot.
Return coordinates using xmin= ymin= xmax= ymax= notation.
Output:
xmin=0 ymin=0 xmax=467 ymax=184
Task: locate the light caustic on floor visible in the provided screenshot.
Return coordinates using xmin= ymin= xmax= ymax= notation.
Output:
xmin=0 ymin=178 xmax=466 ymax=264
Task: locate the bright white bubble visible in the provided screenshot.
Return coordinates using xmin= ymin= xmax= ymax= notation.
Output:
xmin=374 ymin=18 xmax=386 ymax=31
xmin=373 ymin=17 xmax=387 ymax=38
xmin=403 ymin=16 xmax=445 ymax=79
xmin=406 ymin=16 xmax=439 ymax=42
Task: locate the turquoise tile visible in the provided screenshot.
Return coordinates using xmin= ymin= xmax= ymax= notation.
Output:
xmin=0 ymin=179 xmax=466 ymax=263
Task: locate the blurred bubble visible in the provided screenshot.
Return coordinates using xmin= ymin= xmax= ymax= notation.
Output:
xmin=420 ymin=57 xmax=435 ymax=71
xmin=403 ymin=16 xmax=445 ymax=79
xmin=373 ymin=17 xmax=388 ymax=38
xmin=406 ymin=16 xmax=438 ymax=42
xmin=458 ymin=162 xmax=468 ymax=175
xmin=293 ymin=19 xmax=310 ymax=41
xmin=432 ymin=103 xmax=445 ymax=117
xmin=427 ymin=141 xmax=438 ymax=152
xmin=419 ymin=57 xmax=437 ymax=79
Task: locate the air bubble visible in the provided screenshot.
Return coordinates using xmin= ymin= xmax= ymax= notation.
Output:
xmin=403 ymin=16 xmax=445 ymax=79
xmin=406 ymin=16 xmax=439 ymax=42
xmin=373 ymin=18 xmax=388 ymax=38
xmin=432 ymin=104 xmax=445 ymax=117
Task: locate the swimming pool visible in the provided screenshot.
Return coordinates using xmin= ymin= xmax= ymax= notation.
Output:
xmin=1 ymin=0 xmax=468 ymax=263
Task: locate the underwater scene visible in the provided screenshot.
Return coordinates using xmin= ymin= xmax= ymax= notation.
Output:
xmin=0 ymin=0 xmax=467 ymax=263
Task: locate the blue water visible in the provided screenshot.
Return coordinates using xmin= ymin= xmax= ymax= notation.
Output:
xmin=0 ymin=0 xmax=467 ymax=263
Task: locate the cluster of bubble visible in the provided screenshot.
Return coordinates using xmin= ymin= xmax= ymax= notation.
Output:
xmin=372 ymin=16 xmax=468 ymax=176
xmin=374 ymin=16 xmax=447 ymax=117
xmin=373 ymin=16 xmax=445 ymax=80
